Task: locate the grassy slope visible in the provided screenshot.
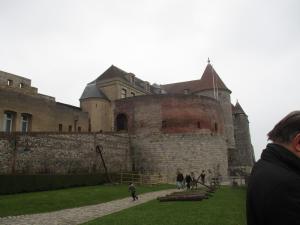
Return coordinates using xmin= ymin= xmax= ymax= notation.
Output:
xmin=0 ymin=184 xmax=174 ymax=217
xmin=83 ymin=186 xmax=246 ymax=225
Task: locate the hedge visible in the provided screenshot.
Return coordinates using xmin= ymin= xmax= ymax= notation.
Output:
xmin=0 ymin=174 xmax=110 ymax=194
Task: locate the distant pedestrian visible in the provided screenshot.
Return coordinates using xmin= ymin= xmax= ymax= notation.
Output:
xmin=191 ymin=172 xmax=197 ymax=189
xmin=128 ymin=183 xmax=138 ymax=201
xmin=200 ymin=170 xmax=206 ymax=184
xmin=185 ymin=174 xmax=192 ymax=190
xmin=176 ymin=172 xmax=184 ymax=189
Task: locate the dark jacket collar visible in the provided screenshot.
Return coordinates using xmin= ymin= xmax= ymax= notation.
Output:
xmin=261 ymin=143 xmax=300 ymax=174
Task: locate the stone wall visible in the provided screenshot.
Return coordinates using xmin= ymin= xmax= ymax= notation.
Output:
xmin=0 ymin=132 xmax=131 ymax=175
xmin=130 ymin=132 xmax=228 ymax=182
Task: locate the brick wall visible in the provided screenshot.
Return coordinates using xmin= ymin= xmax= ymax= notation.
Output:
xmin=0 ymin=132 xmax=130 ymax=175
xmin=115 ymin=94 xmax=225 ymax=135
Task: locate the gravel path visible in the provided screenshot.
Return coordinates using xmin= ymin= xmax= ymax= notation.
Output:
xmin=0 ymin=189 xmax=178 ymax=225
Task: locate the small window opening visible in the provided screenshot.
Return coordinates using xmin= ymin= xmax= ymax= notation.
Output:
xmin=184 ymin=89 xmax=189 ymax=94
xmin=68 ymin=125 xmax=72 ymax=132
xmin=214 ymin=123 xmax=218 ymax=132
xmin=59 ymin=124 xmax=63 ymax=132
xmin=7 ymin=79 xmax=13 ymax=86
xmin=78 ymin=126 xmax=81 ymax=132
xmin=197 ymin=121 xmax=201 ymax=129
xmin=162 ymin=120 xmax=167 ymax=128
xmin=19 ymin=83 xmax=24 ymax=88
xmin=88 ymin=119 xmax=91 ymax=132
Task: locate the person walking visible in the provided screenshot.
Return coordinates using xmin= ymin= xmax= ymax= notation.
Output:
xmin=200 ymin=170 xmax=206 ymax=184
xmin=247 ymin=111 xmax=300 ymax=225
xmin=185 ymin=173 xmax=192 ymax=190
xmin=128 ymin=183 xmax=138 ymax=201
xmin=176 ymin=172 xmax=184 ymax=189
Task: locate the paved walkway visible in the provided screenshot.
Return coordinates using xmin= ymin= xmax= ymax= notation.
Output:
xmin=0 ymin=189 xmax=178 ymax=225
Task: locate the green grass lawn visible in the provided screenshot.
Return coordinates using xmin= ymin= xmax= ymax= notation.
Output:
xmin=83 ymin=186 xmax=246 ymax=225
xmin=0 ymin=184 xmax=174 ymax=217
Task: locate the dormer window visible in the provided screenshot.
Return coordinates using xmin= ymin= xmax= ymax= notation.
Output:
xmin=144 ymin=82 xmax=150 ymax=92
xmin=128 ymin=73 xmax=135 ymax=85
xmin=121 ymin=88 xmax=127 ymax=98
xmin=19 ymin=83 xmax=24 ymax=88
xmin=7 ymin=79 xmax=13 ymax=86
xmin=130 ymin=76 xmax=135 ymax=84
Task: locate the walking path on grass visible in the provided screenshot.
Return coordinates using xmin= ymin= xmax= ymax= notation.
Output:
xmin=0 ymin=189 xmax=178 ymax=225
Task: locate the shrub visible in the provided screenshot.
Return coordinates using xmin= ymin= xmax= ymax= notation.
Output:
xmin=0 ymin=174 xmax=109 ymax=194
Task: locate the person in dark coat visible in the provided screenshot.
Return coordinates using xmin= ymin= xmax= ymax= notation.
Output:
xmin=247 ymin=111 xmax=300 ymax=225
xmin=176 ymin=172 xmax=184 ymax=189
xmin=185 ymin=174 xmax=192 ymax=190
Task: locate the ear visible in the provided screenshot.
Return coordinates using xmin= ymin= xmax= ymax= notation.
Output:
xmin=292 ymin=133 xmax=300 ymax=152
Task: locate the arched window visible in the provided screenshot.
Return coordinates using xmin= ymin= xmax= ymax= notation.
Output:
xmin=20 ymin=113 xmax=32 ymax=132
xmin=116 ymin=113 xmax=128 ymax=131
xmin=3 ymin=111 xmax=16 ymax=132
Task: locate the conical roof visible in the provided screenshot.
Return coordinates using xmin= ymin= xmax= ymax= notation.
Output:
xmin=198 ymin=63 xmax=231 ymax=93
xmin=233 ymin=101 xmax=246 ymax=115
xmin=80 ymin=83 xmax=109 ymax=101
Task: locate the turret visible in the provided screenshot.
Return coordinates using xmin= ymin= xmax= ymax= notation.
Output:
xmin=80 ymin=83 xmax=112 ymax=132
xmin=195 ymin=60 xmax=236 ymax=151
xmin=232 ymin=101 xmax=255 ymax=174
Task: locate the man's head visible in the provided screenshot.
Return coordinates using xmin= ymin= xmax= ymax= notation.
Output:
xmin=268 ymin=111 xmax=300 ymax=157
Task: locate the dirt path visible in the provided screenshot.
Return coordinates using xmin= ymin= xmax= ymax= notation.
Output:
xmin=0 ymin=189 xmax=178 ymax=225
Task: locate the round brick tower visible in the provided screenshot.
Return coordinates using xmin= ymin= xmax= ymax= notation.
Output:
xmin=195 ymin=62 xmax=236 ymax=151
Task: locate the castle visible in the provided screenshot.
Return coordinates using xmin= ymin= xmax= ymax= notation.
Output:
xmin=0 ymin=61 xmax=255 ymax=179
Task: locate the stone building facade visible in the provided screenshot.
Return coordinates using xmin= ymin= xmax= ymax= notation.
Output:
xmin=0 ymin=61 xmax=255 ymax=178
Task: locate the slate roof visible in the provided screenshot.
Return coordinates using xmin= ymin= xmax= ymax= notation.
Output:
xmin=91 ymin=65 xmax=128 ymax=83
xmin=161 ymin=63 xmax=231 ymax=94
xmin=90 ymin=65 xmax=152 ymax=93
xmin=80 ymin=83 xmax=109 ymax=100
xmin=233 ymin=101 xmax=246 ymax=115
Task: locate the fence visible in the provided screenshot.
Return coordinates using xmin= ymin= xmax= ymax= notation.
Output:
xmin=119 ymin=172 xmax=168 ymax=185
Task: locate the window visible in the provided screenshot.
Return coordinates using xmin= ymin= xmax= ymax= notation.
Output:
xmin=19 ymin=83 xmax=24 ymax=88
xmin=130 ymin=76 xmax=135 ymax=84
xmin=162 ymin=120 xmax=167 ymax=128
xmin=214 ymin=123 xmax=218 ymax=132
xmin=184 ymin=89 xmax=190 ymax=94
xmin=121 ymin=88 xmax=127 ymax=98
xmin=144 ymin=82 xmax=150 ymax=91
xmin=131 ymin=92 xmax=135 ymax=97
xmin=21 ymin=114 xmax=31 ymax=132
xmin=3 ymin=112 xmax=13 ymax=132
xmin=78 ymin=126 xmax=81 ymax=132
xmin=7 ymin=79 xmax=13 ymax=86
xmin=68 ymin=125 xmax=72 ymax=132
xmin=88 ymin=119 xmax=91 ymax=132
xmin=74 ymin=120 xmax=78 ymax=132
xmin=59 ymin=124 xmax=63 ymax=132
xmin=116 ymin=113 xmax=128 ymax=131
xmin=197 ymin=121 xmax=201 ymax=129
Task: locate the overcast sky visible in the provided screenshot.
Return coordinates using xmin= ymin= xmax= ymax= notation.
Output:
xmin=0 ymin=0 xmax=299 ymax=159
